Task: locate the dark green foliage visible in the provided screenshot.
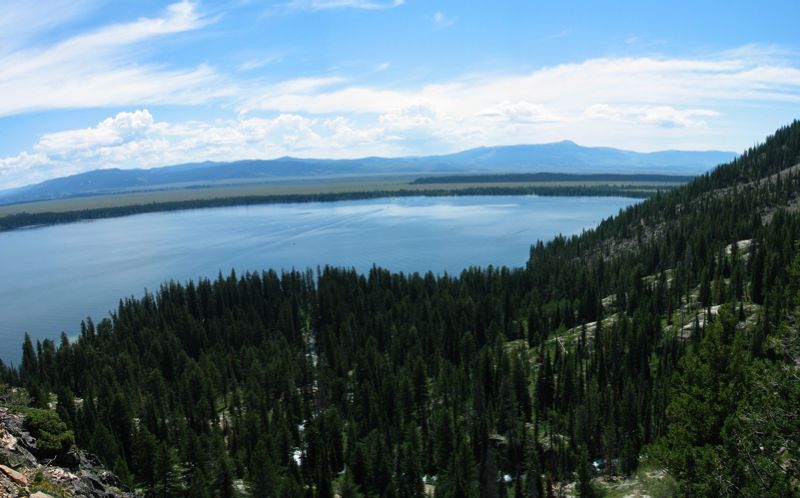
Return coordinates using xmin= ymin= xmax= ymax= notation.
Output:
xmin=653 ymin=250 xmax=800 ymax=497
xmin=524 ymin=437 xmax=543 ymax=498
xmin=21 ymin=407 xmax=74 ymax=456
xmin=153 ymin=442 xmax=182 ymax=498
xmin=339 ymin=468 xmax=364 ymax=498
xmin=437 ymin=439 xmax=479 ymax=498
xmin=658 ymin=308 xmax=743 ymax=495
xmin=575 ymin=446 xmax=594 ymax=498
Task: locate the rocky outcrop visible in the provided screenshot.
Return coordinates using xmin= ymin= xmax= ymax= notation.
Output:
xmin=0 ymin=406 xmax=138 ymax=498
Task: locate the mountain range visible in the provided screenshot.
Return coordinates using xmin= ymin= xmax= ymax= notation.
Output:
xmin=0 ymin=141 xmax=735 ymax=205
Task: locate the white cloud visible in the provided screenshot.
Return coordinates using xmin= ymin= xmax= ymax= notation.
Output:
xmin=432 ymin=11 xmax=455 ymax=29
xmin=239 ymin=51 xmax=800 ymax=123
xmin=477 ymin=101 xmax=565 ymax=124
xmin=584 ymin=104 xmax=719 ymax=128
xmin=0 ymin=0 xmax=95 ymax=54
xmin=288 ymin=0 xmax=404 ymax=11
xmin=2 ymin=46 xmax=800 ymax=188
xmin=0 ymin=152 xmax=51 ymax=174
xmin=37 ymin=110 xmax=158 ymax=153
xmin=379 ymin=105 xmax=437 ymax=130
xmin=237 ymin=55 xmax=283 ymax=72
xmin=0 ymin=1 xmax=227 ymax=117
xmin=0 ymin=109 xmax=412 ymax=188
xmin=243 ymin=85 xmax=411 ymax=114
xmin=267 ymin=76 xmax=348 ymax=94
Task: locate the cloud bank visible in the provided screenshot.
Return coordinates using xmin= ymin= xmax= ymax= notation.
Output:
xmin=0 ymin=2 xmax=799 ymax=189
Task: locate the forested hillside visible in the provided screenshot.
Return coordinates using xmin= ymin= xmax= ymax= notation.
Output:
xmin=6 ymin=121 xmax=800 ymax=497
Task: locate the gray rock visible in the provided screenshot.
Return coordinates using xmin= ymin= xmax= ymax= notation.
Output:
xmin=0 ymin=406 xmax=139 ymax=497
xmin=30 ymin=492 xmax=57 ymax=498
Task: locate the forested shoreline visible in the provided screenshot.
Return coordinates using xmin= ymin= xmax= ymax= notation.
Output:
xmin=0 ymin=184 xmax=656 ymax=233
xmin=2 ymin=121 xmax=800 ymax=496
xmin=411 ymin=173 xmax=693 ymax=184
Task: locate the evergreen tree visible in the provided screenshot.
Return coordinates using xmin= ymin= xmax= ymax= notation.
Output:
xmin=153 ymin=442 xmax=182 ymax=498
xmin=437 ymin=439 xmax=479 ymax=498
xmin=575 ymin=446 xmax=594 ymax=498
xmin=339 ymin=467 xmax=364 ymax=498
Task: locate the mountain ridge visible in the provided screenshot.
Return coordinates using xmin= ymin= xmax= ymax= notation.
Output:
xmin=0 ymin=141 xmax=735 ymax=205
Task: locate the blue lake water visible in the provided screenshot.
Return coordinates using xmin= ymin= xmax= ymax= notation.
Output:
xmin=0 ymin=195 xmax=637 ymax=364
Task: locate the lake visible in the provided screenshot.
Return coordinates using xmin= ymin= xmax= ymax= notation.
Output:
xmin=0 ymin=195 xmax=637 ymax=364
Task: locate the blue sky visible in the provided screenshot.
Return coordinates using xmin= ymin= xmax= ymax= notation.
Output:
xmin=0 ymin=0 xmax=799 ymax=188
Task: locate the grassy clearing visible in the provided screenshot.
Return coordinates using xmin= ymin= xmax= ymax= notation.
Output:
xmin=594 ymin=465 xmax=679 ymax=498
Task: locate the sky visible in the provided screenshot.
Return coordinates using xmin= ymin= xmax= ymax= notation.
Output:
xmin=0 ymin=0 xmax=799 ymax=189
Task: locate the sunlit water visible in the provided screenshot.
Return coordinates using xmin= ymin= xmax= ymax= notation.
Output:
xmin=0 ymin=195 xmax=637 ymax=364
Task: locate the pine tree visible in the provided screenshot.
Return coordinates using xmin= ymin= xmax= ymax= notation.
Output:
xmin=575 ymin=446 xmax=594 ymax=498
xmin=153 ymin=442 xmax=182 ymax=498
xmin=250 ymin=437 xmax=280 ymax=497
xmin=20 ymin=333 xmax=38 ymax=383
xmin=339 ymin=467 xmax=364 ymax=498
xmin=524 ymin=437 xmax=543 ymax=498
xmin=437 ymin=439 xmax=479 ymax=498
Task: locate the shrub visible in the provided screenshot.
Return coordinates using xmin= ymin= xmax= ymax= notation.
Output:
xmin=21 ymin=408 xmax=74 ymax=456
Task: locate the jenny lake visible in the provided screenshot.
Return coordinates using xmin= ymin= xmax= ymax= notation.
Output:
xmin=0 ymin=195 xmax=637 ymax=363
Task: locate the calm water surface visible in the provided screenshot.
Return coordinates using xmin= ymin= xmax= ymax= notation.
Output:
xmin=0 ymin=195 xmax=637 ymax=363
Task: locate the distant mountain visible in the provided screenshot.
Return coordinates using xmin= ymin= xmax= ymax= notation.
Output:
xmin=434 ymin=141 xmax=735 ymax=172
xmin=0 ymin=141 xmax=735 ymax=205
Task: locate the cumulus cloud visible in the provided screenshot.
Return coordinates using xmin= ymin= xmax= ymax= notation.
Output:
xmin=0 ymin=152 xmax=50 ymax=174
xmin=37 ymin=110 xmax=157 ymax=153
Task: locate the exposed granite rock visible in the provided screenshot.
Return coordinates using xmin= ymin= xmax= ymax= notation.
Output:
xmin=0 ymin=406 xmax=139 ymax=497
xmin=0 ymin=464 xmax=28 ymax=486
xmin=29 ymin=492 xmax=56 ymax=498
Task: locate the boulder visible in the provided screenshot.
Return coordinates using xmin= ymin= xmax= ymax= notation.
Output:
xmin=0 ymin=443 xmax=38 ymax=468
xmin=0 ymin=463 xmax=28 ymax=486
xmin=55 ymin=447 xmax=81 ymax=468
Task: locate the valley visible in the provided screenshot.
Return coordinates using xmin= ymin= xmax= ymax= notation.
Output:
xmin=2 ymin=121 xmax=798 ymax=497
